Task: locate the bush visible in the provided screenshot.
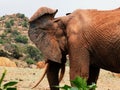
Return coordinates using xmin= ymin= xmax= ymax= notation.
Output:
xmin=26 ymin=45 xmax=43 ymax=61
xmin=11 ymin=44 xmax=22 ymax=59
xmin=0 ymin=38 xmax=4 ymax=44
xmin=5 ymin=44 xmax=22 ymax=59
xmin=5 ymin=28 xmax=12 ymax=33
xmin=15 ymin=35 xmax=28 ymax=44
xmin=12 ymin=30 xmax=20 ymax=36
xmin=9 ymin=19 xmax=14 ymax=26
xmin=56 ymin=76 xmax=96 ymax=90
xmin=21 ymin=21 xmax=28 ymax=27
xmin=0 ymin=50 xmax=9 ymax=57
xmin=25 ymin=58 xmax=35 ymax=64
xmin=5 ymin=21 xmax=11 ymax=28
xmin=0 ymin=33 xmax=6 ymax=39
xmin=16 ymin=13 xmax=25 ymax=18
xmin=5 ymin=19 xmax=14 ymax=28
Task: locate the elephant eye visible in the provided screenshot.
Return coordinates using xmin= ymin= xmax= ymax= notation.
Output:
xmin=30 ymin=23 xmax=36 ymax=28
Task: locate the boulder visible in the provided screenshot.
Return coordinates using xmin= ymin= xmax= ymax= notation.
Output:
xmin=0 ymin=57 xmax=16 ymax=67
xmin=36 ymin=61 xmax=45 ymax=69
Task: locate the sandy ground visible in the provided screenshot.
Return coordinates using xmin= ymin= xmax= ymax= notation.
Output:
xmin=0 ymin=66 xmax=120 ymax=90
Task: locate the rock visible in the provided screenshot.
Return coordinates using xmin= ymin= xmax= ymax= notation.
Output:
xmin=0 ymin=57 xmax=16 ymax=67
xmin=14 ymin=59 xmax=28 ymax=68
xmin=29 ymin=64 xmax=37 ymax=69
xmin=36 ymin=61 xmax=45 ymax=69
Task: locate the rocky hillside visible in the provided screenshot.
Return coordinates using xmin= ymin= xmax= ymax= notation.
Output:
xmin=0 ymin=13 xmax=43 ymax=66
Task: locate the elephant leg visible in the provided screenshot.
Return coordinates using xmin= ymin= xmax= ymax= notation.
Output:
xmin=87 ymin=65 xmax=100 ymax=85
xmin=69 ymin=47 xmax=90 ymax=84
xmin=47 ymin=52 xmax=67 ymax=90
xmin=70 ymin=62 xmax=89 ymax=84
xmin=68 ymin=34 xmax=90 ymax=83
xmin=47 ymin=60 xmax=61 ymax=90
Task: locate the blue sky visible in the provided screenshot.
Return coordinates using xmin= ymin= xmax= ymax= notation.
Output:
xmin=0 ymin=0 xmax=120 ymax=18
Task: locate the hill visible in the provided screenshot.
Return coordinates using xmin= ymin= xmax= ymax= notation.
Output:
xmin=0 ymin=13 xmax=43 ymax=67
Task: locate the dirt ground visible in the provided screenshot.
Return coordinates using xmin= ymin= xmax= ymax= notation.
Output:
xmin=0 ymin=66 xmax=120 ymax=90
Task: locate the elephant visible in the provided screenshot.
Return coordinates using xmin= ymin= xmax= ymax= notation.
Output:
xmin=28 ymin=7 xmax=120 ymax=90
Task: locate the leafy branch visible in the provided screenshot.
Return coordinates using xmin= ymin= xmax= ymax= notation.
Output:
xmin=56 ymin=76 xmax=97 ymax=90
xmin=0 ymin=70 xmax=18 ymax=90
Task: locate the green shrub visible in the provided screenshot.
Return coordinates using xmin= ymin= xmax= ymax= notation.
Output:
xmin=21 ymin=21 xmax=28 ymax=27
xmin=5 ymin=19 xmax=14 ymax=28
xmin=12 ymin=51 xmax=22 ymax=59
xmin=0 ymin=70 xmax=18 ymax=90
xmin=26 ymin=45 xmax=43 ymax=61
xmin=56 ymin=76 xmax=96 ymax=90
xmin=5 ymin=21 xmax=11 ymax=28
xmin=25 ymin=58 xmax=35 ymax=64
xmin=5 ymin=44 xmax=22 ymax=59
xmin=0 ymin=33 xmax=6 ymax=39
xmin=5 ymin=28 xmax=12 ymax=33
xmin=16 ymin=13 xmax=25 ymax=18
xmin=0 ymin=38 xmax=4 ymax=44
xmin=15 ymin=35 xmax=28 ymax=44
xmin=0 ymin=50 xmax=9 ymax=57
xmin=9 ymin=19 xmax=14 ymax=26
xmin=12 ymin=44 xmax=22 ymax=59
xmin=12 ymin=30 xmax=20 ymax=36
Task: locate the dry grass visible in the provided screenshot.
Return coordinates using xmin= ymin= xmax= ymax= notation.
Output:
xmin=0 ymin=66 xmax=119 ymax=90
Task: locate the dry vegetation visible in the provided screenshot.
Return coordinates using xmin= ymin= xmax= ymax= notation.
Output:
xmin=0 ymin=14 xmax=44 ymax=67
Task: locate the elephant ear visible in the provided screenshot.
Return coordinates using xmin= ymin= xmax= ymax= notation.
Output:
xmin=29 ymin=7 xmax=62 ymax=63
xmin=29 ymin=7 xmax=58 ymax=43
xmin=29 ymin=7 xmax=58 ymax=22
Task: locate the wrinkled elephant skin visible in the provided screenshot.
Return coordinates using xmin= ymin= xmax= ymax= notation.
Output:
xmin=29 ymin=7 xmax=120 ymax=90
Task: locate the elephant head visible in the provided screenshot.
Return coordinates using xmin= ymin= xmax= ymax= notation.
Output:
xmin=29 ymin=7 xmax=68 ymax=63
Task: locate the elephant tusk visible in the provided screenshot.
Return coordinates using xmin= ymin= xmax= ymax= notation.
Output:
xmin=32 ymin=63 xmax=48 ymax=88
xmin=59 ymin=64 xmax=65 ymax=83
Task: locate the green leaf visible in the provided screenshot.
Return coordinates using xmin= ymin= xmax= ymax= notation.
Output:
xmin=3 ymin=81 xmax=18 ymax=89
xmin=88 ymin=83 xmax=97 ymax=90
xmin=71 ymin=76 xmax=87 ymax=89
xmin=6 ymin=87 xmax=17 ymax=90
xmin=55 ymin=85 xmax=71 ymax=90
xmin=70 ymin=87 xmax=79 ymax=90
xmin=55 ymin=76 xmax=97 ymax=90
xmin=0 ymin=70 xmax=7 ymax=86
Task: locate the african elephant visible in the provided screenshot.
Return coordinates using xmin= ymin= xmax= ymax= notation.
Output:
xmin=29 ymin=7 xmax=120 ymax=90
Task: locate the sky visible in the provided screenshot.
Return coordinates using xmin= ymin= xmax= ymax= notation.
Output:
xmin=0 ymin=0 xmax=120 ymax=19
